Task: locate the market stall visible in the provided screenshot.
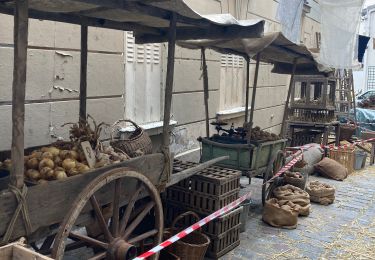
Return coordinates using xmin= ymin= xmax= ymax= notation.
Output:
xmin=179 ymin=32 xmax=329 ymax=204
xmin=0 ymin=0 xmax=265 ymax=259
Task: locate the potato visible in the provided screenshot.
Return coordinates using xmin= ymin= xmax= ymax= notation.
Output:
xmin=67 ymin=168 xmax=79 ymax=177
xmin=76 ymin=163 xmax=90 ymax=173
xmin=62 ymin=159 xmax=76 ymax=171
xmin=46 ymin=147 xmax=60 ymax=157
xmin=30 ymin=151 xmax=43 ymax=159
xmin=66 ymin=151 xmax=79 ymax=160
xmin=27 ymin=158 xmax=39 ymax=170
xmin=41 ymin=152 xmax=53 ymax=159
xmin=39 ymin=158 xmax=54 ymax=170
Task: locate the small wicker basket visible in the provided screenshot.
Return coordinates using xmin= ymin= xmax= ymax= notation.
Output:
xmin=110 ymin=119 xmax=152 ymax=157
xmin=164 ymin=211 xmax=210 ymax=260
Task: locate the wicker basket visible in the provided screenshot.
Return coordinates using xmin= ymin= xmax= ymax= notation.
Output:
xmin=339 ymin=124 xmax=356 ymax=141
xmin=110 ymin=119 xmax=152 ymax=157
xmin=164 ymin=211 xmax=210 ymax=260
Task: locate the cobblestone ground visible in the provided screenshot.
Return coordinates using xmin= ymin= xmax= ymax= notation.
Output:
xmin=222 ymin=166 xmax=375 ymax=260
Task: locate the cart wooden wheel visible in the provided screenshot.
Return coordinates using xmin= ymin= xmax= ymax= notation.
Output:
xmin=262 ymin=150 xmax=285 ymax=205
xmin=51 ymin=168 xmax=163 ymax=260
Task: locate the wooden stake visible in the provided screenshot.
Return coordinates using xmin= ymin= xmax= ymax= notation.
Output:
xmin=244 ymin=57 xmax=250 ymax=123
xmin=201 ymin=47 xmax=210 ymax=137
xmin=280 ymin=58 xmax=298 ymax=137
xmin=10 ymin=0 xmax=29 ymax=188
xmin=79 ymin=25 xmax=88 ymax=122
xmin=247 ymin=53 xmax=261 ymax=143
xmin=162 ymin=13 xmax=177 ymax=150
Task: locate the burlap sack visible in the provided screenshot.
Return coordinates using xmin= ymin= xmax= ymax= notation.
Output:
xmin=284 ymin=171 xmax=305 ymax=190
xmin=310 ymin=194 xmax=335 ymax=205
xmin=262 ymin=198 xmax=299 ymax=229
xmin=314 ymin=157 xmax=348 ymax=181
xmin=306 ymin=181 xmax=335 ymax=198
xmin=273 ymin=185 xmax=311 ymax=216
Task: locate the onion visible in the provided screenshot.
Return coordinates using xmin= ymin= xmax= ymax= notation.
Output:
xmin=38 ymin=179 xmax=48 ymax=185
xmin=40 ymin=167 xmax=54 ymax=180
xmin=66 ymin=151 xmax=79 ymax=160
xmin=76 ymin=163 xmax=90 ymax=173
xmin=26 ymin=169 xmax=41 ymax=180
xmin=27 ymin=158 xmax=39 ymax=170
xmin=67 ymin=168 xmax=79 ymax=177
xmin=55 ymin=166 xmax=65 ymax=172
xmin=3 ymin=159 xmax=12 ymax=170
xmin=62 ymin=159 xmax=76 ymax=171
xmin=46 ymin=147 xmax=60 ymax=157
xmin=30 ymin=151 xmax=43 ymax=159
xmin=39 ymin=158 xmax=54 ymax=170
xmin=59 ymin=150 xmax=70 ymax=160
xmin=41 ymin=152 xmax=53 ymax=159
xmin=55 ymin=170 xmax=67 ymax=180
xmin=54 ymin=156 xmax=62 ymax=167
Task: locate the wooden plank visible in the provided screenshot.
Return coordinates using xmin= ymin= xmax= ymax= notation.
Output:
xmin=10 ymin=0 xmax=29 ymax=188
xmin=247 ymin=53 xmax=261 ymax=143
xmin=0 ymin=244 xmax=12 ymax=259
xmin=161 ymin=12 xmax=177 ymax=150
xmin=13 ymin=244 xmax=52 ymax=260
xmin=280 ymin=58 xmax=297 ymax=137
xmin=0 ymin=153 xmax=164 ymax=241
xmin=79 ymin=25 xmax=88 ymax=121
xmin=244 ymin=57 xmax=250 ymax=123
xmin=201 ymin=48 xmax=210 ymax=138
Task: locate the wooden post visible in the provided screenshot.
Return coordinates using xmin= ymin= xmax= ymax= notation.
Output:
xmin=280 ymin=58 xmax=298 ymax=137
xmin=11 ymin=0 xmax=29 ymax=188
xmin=79 ymin=25 xmax=88 ymax=122
xmin=244 ymin=57 xmax=250 ymax=123
xmin=247 ymin=53 xmax=261 ymax=143
xmin=201 ymin=47 xmax=210 ymax=137
xmin=162 ymin=13 xmax=177 ymax=150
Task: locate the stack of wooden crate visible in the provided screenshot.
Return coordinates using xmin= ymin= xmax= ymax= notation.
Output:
xmin=166 ymin=160 xmax=242 ymax=259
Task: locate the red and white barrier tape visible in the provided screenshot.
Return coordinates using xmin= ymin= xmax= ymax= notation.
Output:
xmin=133 ymin=191 xmax=252 ymax=260
xmin=294 ymin=137 xmax=375 ymax=151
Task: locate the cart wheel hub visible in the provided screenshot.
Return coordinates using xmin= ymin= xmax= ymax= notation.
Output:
xmin=108 ymin=238 xmax=137 ymax=260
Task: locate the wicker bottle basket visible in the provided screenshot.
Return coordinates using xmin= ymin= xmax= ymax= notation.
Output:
xmin=164 ymin=211 xmax=210 ymax=260
xmin=110 ymin=119 xmax=152 ymax=157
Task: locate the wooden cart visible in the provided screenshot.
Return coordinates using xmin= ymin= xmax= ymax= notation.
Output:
xmin=0 ymin=1 xmax=264 ymax=259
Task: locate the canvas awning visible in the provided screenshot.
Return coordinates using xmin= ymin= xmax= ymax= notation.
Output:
xmin=179 ymin=32 xmax=331 ymax=75
xmin=0 ymin=0 xmax=265 ymax=43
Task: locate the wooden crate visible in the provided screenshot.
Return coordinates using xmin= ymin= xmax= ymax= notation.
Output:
xmin=166 ymin=187 xmax=239 ymax=215
xmin=329 ymin=148 xmax=355 ymax=174
xmin=206 ymin=224 xmax=241 ymax=259
xmin=0 ymin=243 xmax=52 ymax=260
xmin=173 ymin=160 xmax=241 ymax=197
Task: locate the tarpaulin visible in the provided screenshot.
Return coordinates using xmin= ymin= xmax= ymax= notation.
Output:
xmin=276 ymin=0 xmax=304 ymax=43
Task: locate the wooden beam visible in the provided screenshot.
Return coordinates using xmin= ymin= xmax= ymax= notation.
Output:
xmin=79 ymin=25 xmax=88 ymax=122
xmin=0 ymin=4 xmax=161 ymax=35
xmin=247 ymin=53 xmax=261 ymax=143
xmin=10 ymin=0 xmax=28 ymax=188
xmin=161 ymin=12 xmax=177 ymax=150
xmin=201 ymin=48 xmax=210 ymax=138
xmin=280 ymin=58 xmax=298 ymax=137
xmin=244 ymin=57 xmax=250 ymax=124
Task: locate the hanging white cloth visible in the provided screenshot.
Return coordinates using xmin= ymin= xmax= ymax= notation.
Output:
xmin=318 ymin=0 xmax=365 ymax=69
xmin=276 ymin=0 xmax=304 ymax=43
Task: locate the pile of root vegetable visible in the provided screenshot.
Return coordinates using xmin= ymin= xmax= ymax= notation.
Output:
xmin=0 ymin=115 xmax=131 ymax=184
xmin=248 ymin=126 xmax=281 ymax=142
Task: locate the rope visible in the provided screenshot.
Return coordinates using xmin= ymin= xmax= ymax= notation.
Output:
xmin=2 ymin=184 xmax=32 ymax=244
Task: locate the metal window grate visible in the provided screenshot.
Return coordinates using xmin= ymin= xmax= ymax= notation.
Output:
xmin=367 ymin=66 xmax=375 ymax=90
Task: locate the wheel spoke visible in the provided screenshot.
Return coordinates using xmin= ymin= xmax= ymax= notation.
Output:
xmin=123 ymin=201 xmax=155 ymax=240
xmin=88 ymin=252 xmax=107 ymax=260
xmin=128 ymin=229 xmax=158 ymax=244
xmin=90 ymin=195 xmax=113 ymax=242
xmin=111 ymin=179 xmax=121 ymax=237
xmin=69 ymin=232 xmax=108 ymax=249
xmin=119 ymin=181 xmax=143 ymax=235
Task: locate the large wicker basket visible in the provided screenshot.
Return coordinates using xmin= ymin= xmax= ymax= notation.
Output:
xmin=164 ymin=211 xmax=210 ymax=260
xmin=110 ymin=119 xmax=152 ymax=157
xmin=339 ymin=124 xmax=356 ymax=141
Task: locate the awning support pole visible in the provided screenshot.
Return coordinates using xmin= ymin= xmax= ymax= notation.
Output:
xmin=79 ymin=25 xmax=88 ymax=122
xmin=244 ymin=56 xmax=250 ymax=123
xmin=280 ymin=58 xmax=298 ymax=137
xmin=201 ymin=47 xmax=210 ymax=137
xmin=10 ymin=0 xmax=29 ymax=188
xmin=247 ymin=53 xmax=261 ymax=143
xmin=162 ymin=13 xmax=177 ymax=150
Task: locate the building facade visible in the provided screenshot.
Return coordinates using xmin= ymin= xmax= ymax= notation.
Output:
xmin=0 ymin=0 xmax=321 ymax=158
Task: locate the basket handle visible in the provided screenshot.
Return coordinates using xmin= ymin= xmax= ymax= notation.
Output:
xmin=110 ymin=119 xmax=141 ymax=141
xmin=171 ymin=211 xmax=201 ymax=231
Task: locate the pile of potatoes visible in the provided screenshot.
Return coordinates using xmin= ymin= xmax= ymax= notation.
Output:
xmin=24 ymin=146 xmax=90 ymax=184
xmin=249 ymin=126 xmax=280 ymax=142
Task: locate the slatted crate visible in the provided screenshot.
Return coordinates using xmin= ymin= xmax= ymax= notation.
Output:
xmin=206 ymin=225 xmax=241 ymax=259
xmin=166 ymin=187 xmax=239 ymax=215
xmin=173 ymin=160 xmax=241 ymax=197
